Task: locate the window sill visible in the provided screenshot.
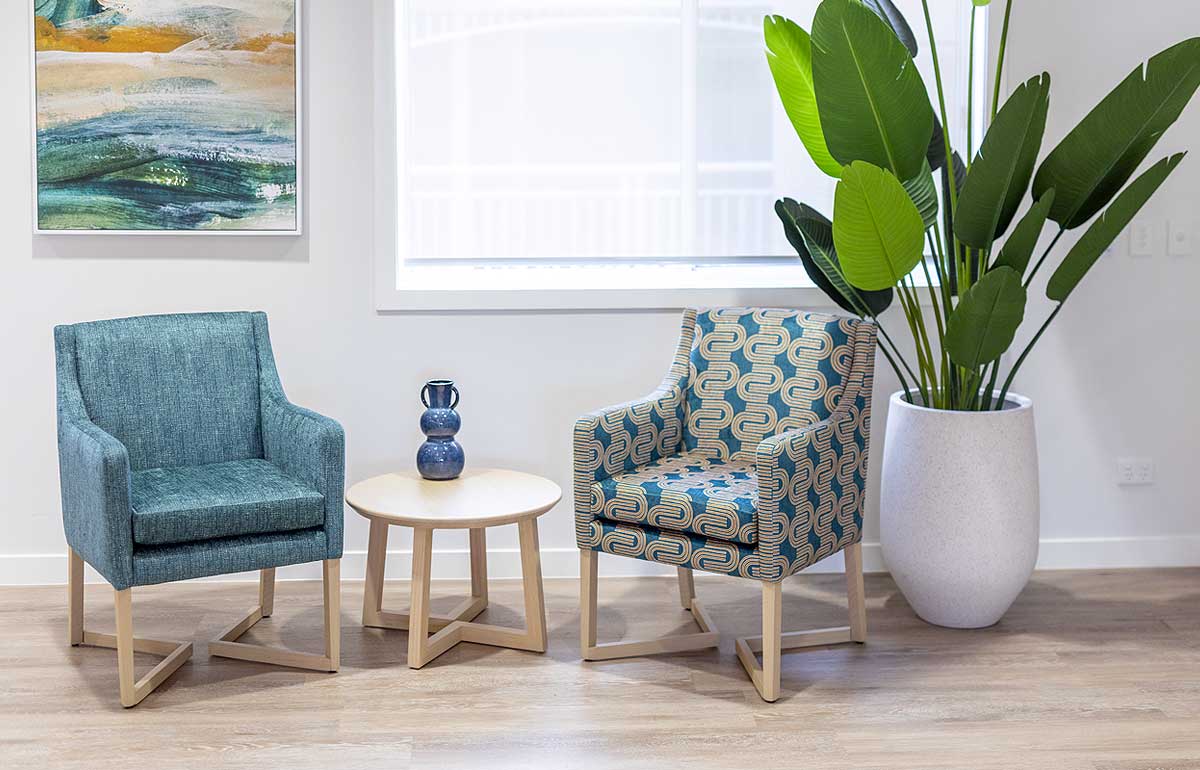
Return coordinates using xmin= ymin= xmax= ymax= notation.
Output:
xmin=376 ymin=262 xmax=842 ymax=312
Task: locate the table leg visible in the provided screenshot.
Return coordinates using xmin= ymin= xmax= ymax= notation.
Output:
xmin=362 ymin=518 xmax=389 ymax=627
xmin=407 ymin=527 xmax=434 ymax=668
xmin=518 ymin=518 xmax=548 ymax=652
xmin=469 ymin=527 xmax=488 ymax=606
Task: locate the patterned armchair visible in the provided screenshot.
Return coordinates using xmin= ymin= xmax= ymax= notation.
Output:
xmin=575 ymin=307 xmax=876 ymax=701
xmin=55 ymin=312 xmax=344 ymax=707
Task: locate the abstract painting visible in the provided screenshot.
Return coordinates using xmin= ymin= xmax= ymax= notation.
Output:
xmin=32 ymin=0 xmax=300 ymax=233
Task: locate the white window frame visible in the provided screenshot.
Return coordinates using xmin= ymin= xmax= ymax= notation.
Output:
xmin=372 ymin=0 xmax=988 ymax=312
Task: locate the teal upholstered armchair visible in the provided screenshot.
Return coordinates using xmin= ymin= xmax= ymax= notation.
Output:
xmin=575 ymin=307 xmax=876 ymax=701
xmin=55 ymin=311 xmax=344 ymax=707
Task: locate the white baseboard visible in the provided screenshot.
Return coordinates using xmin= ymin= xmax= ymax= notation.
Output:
xmin=2 ymin=535 xmax=1197 ymax=586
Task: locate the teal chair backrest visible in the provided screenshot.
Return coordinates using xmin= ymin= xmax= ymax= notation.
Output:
xmin=61 ymin=312 xmax=265 ymax=471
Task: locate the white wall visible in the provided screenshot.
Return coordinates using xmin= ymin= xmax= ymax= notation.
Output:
xmin=2 ymin=1 xmax=1197 ymax=585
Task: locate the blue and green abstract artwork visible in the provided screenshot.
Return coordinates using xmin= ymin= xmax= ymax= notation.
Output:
xmin=33 ymin=0 xmax=299 ymax=232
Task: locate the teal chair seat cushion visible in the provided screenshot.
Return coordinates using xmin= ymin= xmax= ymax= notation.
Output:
xmin=592 ymin=451 xmax=758 ymax=546
xmin=131 ymin=459 xmax=325 ymax=546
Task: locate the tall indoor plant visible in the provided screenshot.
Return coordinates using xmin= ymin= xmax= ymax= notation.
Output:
xmin=765 ymin=0 xmax=1200 ymax=626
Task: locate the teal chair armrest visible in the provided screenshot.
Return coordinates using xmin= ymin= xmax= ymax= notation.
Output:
xmin=261 ymin=394 xmax=345 ymax=559
xmin=57 ymin=418 xmax=134 ymax=590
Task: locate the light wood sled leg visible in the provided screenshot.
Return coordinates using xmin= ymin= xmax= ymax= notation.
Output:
xmin=362 ymin=520 xmax=487 ymax=633
xmin=69 ymin=549 xmax=84 ymax=646
xmin=259 ymin=567 xmax=276 ymax=618
xmin=208 ymin=560 xmax=341 ymax=672
xmin=580 ymin=549 xmax=598 ymax=657
xmin=68 ymin=551 xmax=193 ymax=708
xmin=844 ymin=541 xmax=868 ymax=643
xmin=580 ymin=550 xmax=719 ymax=661
xmin=735 ymin=548 xmax=868 ymax=702
xmin=734 ymin=581 xmax=783 ymax=702
xmin=677 ymin=567 xmax=696 ymax=609
xmin=409 ymin=521 xmax=550 ymax=669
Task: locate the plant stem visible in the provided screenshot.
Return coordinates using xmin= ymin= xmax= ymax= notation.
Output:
xmin=875 ymin=338 xmax=914 ymax=406
xmin=992 ymin=0 xmax=1015 ymax=121
xmin=921 ymin=0 xmax=961 ymax=266
xmin=922 ymin=233 xmax=951 ymax=398
xmin=967 ymin=7 xmax=977 ymax=163
xmin=895 ymin=284 xmax=932 ymax=406
xmin=815 ymin=256 xmax=924 ymax=398
xmin=997 ymin=304 xmax=1063 ymax=408
xmin=903 ymin=277 xmax=940 ymax=407
xmin=876 ymin=322 xmax=922 ymax=390
xmin=931 ymin=221 xmax=955 ymax=319
xmin=1024 ymin=227 xmax=1066 ymax=287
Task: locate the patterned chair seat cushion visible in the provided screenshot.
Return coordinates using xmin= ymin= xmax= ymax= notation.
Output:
xmin=131 ymin=459 xmax=325 ymax=546
xmin=591 ymin=451 xmax=758 ymax=546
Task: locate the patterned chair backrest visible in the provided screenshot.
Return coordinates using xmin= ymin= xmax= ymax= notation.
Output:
xmin=682 ymin=307 xmax=861 ymax=462
xmin=61 ymin=312 xmax=265 ymax=471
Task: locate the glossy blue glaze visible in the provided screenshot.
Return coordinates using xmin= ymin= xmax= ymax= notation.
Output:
xmin=417 ymin=380 xmax=464 ymax=480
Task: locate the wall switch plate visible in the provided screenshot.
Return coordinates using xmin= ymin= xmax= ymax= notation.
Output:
xmin=1129 ymin=220 xmax=1154 ymax=257
xmin=1116 ymin=457 xmax=1155 ymax=486
xmin=1167 ymin=220 xmax=1192 ymax=257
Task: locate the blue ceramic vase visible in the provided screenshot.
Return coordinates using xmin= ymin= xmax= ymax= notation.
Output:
xmin=417 ymin=379 xmax=464 ymax=481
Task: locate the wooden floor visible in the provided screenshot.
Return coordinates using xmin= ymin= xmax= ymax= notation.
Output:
xmin=1 ymin=569 xmax=1198 ymax=770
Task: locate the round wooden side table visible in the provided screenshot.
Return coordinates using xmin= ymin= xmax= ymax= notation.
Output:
xmin=345 ymin=468 xmax=562 ymax=668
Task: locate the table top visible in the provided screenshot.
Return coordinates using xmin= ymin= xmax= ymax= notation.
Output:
xmin=344 ymin=468 xmax=562 ymax=529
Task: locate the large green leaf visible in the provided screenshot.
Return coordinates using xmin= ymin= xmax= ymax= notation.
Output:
xmin=812 ymin=0 xmax=934 ymax=181
xmin=776 ymin=198 xmax=894 ymax=316
xmin=765 ymin=16 xmax=843 ymax=178
xmin=955 ymin=73 xmax=1051 ymax=249
xmin=944 ymin=267 xmax=1027 ymax=369
xmin=860 ymin=0 xmax=917 ymax=57
xmin=1047 ymin=153 xmax=1185 ymax=301
xmin=1033 ymin=38 xmax=1200 ymax=229
xmin=927 ymin=115 xmax=948 ymax=172
xmin=903 ymin=160 xmax=938 ymax=229
xmin=992 ymin=189 xmax=1055 ymax=278
xmin=833 ymin=161 xmax=926 ymax=291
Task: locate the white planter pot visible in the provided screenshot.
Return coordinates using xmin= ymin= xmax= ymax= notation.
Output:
xmin=880 ymin=391 xmax=1039 ymax=629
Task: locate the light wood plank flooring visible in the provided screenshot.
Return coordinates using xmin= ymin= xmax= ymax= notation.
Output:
xmin=1 ymin=569 xmax=1198 ymax=769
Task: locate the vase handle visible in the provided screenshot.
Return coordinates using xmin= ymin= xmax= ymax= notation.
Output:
xmin=420 ymin=383 xmax=431 ymax=409
xmin=450 ymin=385 xmax=460 ymax=410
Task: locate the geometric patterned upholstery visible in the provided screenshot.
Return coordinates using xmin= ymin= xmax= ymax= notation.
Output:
xmin=54 ymin=311 xmax=345 ymax=590
xmin=574 ymin=307 xmax=876 ymax=583
xmin=684 ymin=308 xmax=852 ymax=462
xmin=592 ymin=451 xmax=758 ymax=546
xmin=130 ymin=459 xmax=325 ymax=546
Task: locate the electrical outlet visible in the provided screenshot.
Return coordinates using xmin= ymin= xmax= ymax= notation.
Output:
xmin=1129 ymin=220 xmax=1154 ymax=257
xmin=1116 ymin=457 xmax=1155 ymax=486
xmin=1167 ymin=220 xmax=1193 ymax=257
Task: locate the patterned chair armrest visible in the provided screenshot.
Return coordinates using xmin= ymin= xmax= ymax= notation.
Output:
xmin=261 ymin=394 xmax=346 ymax=558
xmin=753 ymin=320 xmax=877 ymax=581
xmin=573 ymin=386 xmax=686 ymax=543
xmin=57 ymin=418 xmax=135 ymax=590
